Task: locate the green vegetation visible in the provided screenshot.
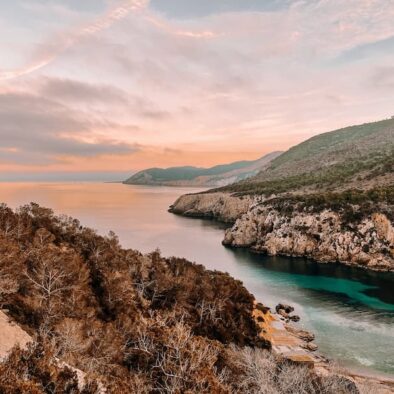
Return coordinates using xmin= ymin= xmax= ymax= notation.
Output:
xmin=125 ymin=160 xmax=258 ymax=182
xmin=212 ymin=119 xmax=394 ymax=205
xmin=268 ymin=118 xmax=394 ymax=172
xmin=123 ymin=152 xmax=281 ymax=185
xmin=265 ymin=186 xmax=394 ymax=223
xmin=217 ymin=150 xmax=394 ymax=196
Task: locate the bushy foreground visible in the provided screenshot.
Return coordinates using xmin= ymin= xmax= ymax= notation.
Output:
xmin=0 ymin=204 xmax=360 ymax=393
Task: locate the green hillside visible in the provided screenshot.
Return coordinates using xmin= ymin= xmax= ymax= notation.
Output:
xmin=218 ymin=119 xmax=394 ymax=196
xmin=270 ymin=119 xmax=394 ymax=171
xmin=123 ymin=152 xmax=281 ymax=186
xmin=127 ymin=160 xmax=254 ymax=182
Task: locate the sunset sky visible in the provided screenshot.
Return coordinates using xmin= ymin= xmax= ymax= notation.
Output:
xmin=1 ymin=0 xmax=394 ymax=180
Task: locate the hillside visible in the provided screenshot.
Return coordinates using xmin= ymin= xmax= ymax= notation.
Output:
xmin=123 ymin=151 xmax=281 ymax=187
xmin=170 ymin=119 xmax=394 ymax=272
xmin=0 ymin=203 xmax=372 ymax=393
xmin=217 ymin=118 xmax=394 ymax=196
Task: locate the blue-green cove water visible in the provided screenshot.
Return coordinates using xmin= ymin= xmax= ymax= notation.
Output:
xmin=1 ymin=183 xmax=393 ymax=376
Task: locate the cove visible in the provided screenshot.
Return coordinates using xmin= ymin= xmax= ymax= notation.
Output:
xmin=0 ymin=182 xmax=393 ymax=375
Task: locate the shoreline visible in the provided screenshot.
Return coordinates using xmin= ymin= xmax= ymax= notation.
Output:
xmin=168 ymin=192 xmax=394 ymax=382
xmin=169 ymin=191 xmax=394 ymax=273
xmin=171 ymin=208 xmax=394 ymax=273
xmin=252 ymin=303 xmax=394 ymax=392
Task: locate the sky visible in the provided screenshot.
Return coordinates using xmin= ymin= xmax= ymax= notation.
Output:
xmin=1 ymin=0 xmax=394 ymax=180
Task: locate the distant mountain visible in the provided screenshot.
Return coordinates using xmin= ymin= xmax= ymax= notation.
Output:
xmin=123 ymin=151 xmax=282 ymax=187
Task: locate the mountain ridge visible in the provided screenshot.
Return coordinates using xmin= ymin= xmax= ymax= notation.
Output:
xmin=123 ymin=151 xmax=282 ymax=187
xmin=214 ymin=118 xmax=394 ymax=196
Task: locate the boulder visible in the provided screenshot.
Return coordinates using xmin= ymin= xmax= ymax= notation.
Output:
xmin=302 ymin=343 xmax=318 ymax=352
xmin=275 ymin=303 xmax=294 ymax=314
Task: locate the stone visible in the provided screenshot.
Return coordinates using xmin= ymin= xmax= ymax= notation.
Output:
xmin=171 ymin=191 xmax=394 ymax=271
xmin=277 ymin=309 xmax=289 ymax=319
xmin=302 ymin=343 xmax=318 ymax=352
xmin=255 ymin=303 xmax=270 ymax=314
xmin=276 ymin=303 xmax=295 ymax=314
xmin=286 ymin=326 xmax=315 ymax=342
xmin=224 ymin=206 xmax=394 ymax=272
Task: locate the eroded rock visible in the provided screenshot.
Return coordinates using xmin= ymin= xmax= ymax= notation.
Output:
xmin=224 ymin=206 xmax=394 ymax=271
xmin=169 ymin=192 xmax=252 ymax=223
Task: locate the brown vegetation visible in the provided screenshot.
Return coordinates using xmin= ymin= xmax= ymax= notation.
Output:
xmin=0 ymin=203 xmax=361 ymax=393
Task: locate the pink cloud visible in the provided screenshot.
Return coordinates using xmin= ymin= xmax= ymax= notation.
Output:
xmin=0 ymin=0 xmax=148 ymax=81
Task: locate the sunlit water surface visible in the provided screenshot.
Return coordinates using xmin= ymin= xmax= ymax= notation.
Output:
xmin=1 ymin=183 xmax=393 ymax=376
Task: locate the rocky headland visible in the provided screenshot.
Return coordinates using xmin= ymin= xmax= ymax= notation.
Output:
xmin=169 ymin=191 xmax=253 ymax=223
xmin=170 ymin=119 xmax=394 ymax=272
xmin=170 ymin=192 xmax=394 ymax=272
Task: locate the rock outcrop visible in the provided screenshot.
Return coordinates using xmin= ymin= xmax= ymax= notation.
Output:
xmin=0 ymin=311 xmax=31 ymax=360
xmin=169 ymin=192 xmax=394 ymax=271
xmin=223 ymin=205 xmax=394 ymax=271
xmin=169 ymin=192 xmax=253 ymax=223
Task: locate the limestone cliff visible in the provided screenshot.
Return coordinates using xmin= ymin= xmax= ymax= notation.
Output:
xmin=224 ymin=205 xmax=394 ymax=271
xmin=170 ymin=192 xmax=394 ymax=271
xmin=169 ymin=192 xmax=253 ymax=223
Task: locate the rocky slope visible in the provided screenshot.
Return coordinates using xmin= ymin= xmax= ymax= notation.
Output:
xmin=171 ymin=191 xmax=394 ymax=271
xmin=216 ymin=118 xmax=394 ymax=196
xmin=223 ymin=204 xmax=394 ymax=271
xmin=169 ymin=192 xmax=253 ymax=223
xmin=124 ymin=151 xmax=281 ymax=187
xmin=2 ymin=203 xmax=378 ymax=393
xmin=0 ymin=311 xmax=31 ymax=361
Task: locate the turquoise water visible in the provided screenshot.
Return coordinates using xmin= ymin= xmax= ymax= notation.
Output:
xmin=0 ymin=182 xmax=393 ymax=375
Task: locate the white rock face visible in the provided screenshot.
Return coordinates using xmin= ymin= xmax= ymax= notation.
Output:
xmin=0 ymin=310 xmax=31 ymax=360
xmin=170 ymin=192 xmax=253 ymax=223
xmin=223 ymin=205 xmax=394 ymax=271
xmin=0 ymin=311 xmax=106 ymax=392
xmin=170 ymin=191 xmax=394 ymax=271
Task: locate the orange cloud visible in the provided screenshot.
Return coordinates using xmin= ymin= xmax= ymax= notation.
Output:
xmin=0 ymin=148 xmax=270 ymax=174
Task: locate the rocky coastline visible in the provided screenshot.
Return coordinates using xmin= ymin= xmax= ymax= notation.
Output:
xmin=253 ymin=303 xmax=394 ymax=393
xmin=169 ymin=192 xmax=253 ymax=223
xmin=170 ymin=192 xmax=394 ymax=272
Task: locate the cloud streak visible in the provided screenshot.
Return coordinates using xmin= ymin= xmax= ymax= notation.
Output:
xmin=2 ymin=0 xmax=394 ymax=175
xmin=0 ymin=0 xmax=220 ymax=82
xmin=143 ymin=15 xmax=218 ymax=38
xmin=0 ymin=0 xmax=148 ymax=81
